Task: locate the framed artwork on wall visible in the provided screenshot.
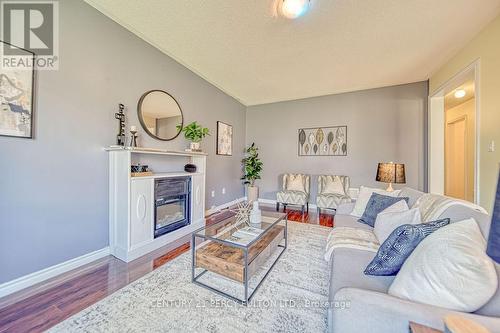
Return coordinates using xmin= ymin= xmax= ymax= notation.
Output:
xmin=298 ymin=126 xmax=347 ymax=156
xmin=0 ymin=41 xmax=35 ymax=139
xmin=216 ymin=121 xmax=233 ymax=156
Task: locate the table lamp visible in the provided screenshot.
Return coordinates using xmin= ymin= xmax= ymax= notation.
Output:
xmin=487 ymin=168 xmax=500 ymax=263
xmin=376 ymin=162 xmax=406 ymax=192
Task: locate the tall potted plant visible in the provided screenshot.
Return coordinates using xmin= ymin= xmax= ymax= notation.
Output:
xmin=242 ymin=143 xmax=263 ymax=202
xmin=177 ymin=121 xmax=210 ymax=151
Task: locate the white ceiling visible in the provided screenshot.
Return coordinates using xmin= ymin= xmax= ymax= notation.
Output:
xmin=84 ymin=0 xmax=500 ymax=106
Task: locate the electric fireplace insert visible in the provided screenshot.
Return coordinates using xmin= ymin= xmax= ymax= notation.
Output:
xmin=154 ymin=176 xmax=191 ymax=238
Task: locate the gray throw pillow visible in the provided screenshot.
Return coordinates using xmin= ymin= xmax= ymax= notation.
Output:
xmin=364 ymin=218 xmax=450 ymax=276
xmin=359 ymin=193 xmax=409 ymax=227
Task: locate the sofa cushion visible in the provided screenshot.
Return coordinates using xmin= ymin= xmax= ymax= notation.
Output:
xmin=365 ymin=218 xmax=450 ymax=276
xmin=329 ymin=247 xmax=395 ymax=302
xmin=374 ymin=205 xmax=421 ymax=244
xmin=437 ymin=205 xmax=500 ymax=317
xmin=331 ymin=188 xmax=500 ymax=318
xmin=359 ymin=193 xmax=409 ymax=227
xmin=334 ymin=213 xmax=373 ymax=231
xmin=475 ymin=263 xmax=500 ymax=316
xmin=351 ymin=186 xmax=401 ymax=217
xmin=389 ymin=218 xmax=498 ymax=313
xmin=398 ymin=187 xmax=424 ymax=208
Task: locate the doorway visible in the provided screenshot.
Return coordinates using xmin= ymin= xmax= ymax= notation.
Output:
xmin=428 ymin=62 xmax=479 ymax=203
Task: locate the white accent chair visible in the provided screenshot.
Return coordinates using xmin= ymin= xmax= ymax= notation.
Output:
xmin=316 ymin=175 xmax=352 ymax=214
xmin=276 ymin=174 xmax=311 ymax=214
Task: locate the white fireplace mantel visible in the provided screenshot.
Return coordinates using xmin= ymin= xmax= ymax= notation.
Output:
xmin=106 ymin=146 xmax=206 ymax=262
xmin=104 ymin=146 xmax=208 ymax=157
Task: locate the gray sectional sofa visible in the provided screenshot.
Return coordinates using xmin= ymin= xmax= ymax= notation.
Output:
xmin=328 ymin=187 xmax=500 ymax=333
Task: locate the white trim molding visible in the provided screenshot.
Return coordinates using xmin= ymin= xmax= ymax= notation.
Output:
xmin=205 ymin=197 xmax=247 ymax=216
xmin=428 ymin=59 xmax=481 ymax=204
xmin=0 ymin=196 xmax=258 ymax=299
xmin=0 ymin=247 xmax=110 ymax=299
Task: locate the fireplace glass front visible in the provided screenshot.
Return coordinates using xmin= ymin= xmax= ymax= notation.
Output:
xmin=154 ymin=177 xmax=191 ymax=238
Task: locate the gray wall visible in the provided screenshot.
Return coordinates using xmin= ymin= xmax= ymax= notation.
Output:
xmin=0 ymin=0 xmax=245 ymax=283
xmin=246 ymin=82 xmax=428 ymax=203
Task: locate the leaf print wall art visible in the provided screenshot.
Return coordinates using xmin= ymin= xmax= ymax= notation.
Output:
xmin=315 ymin=128 xmax=324 ymax=145
xmin=332 ymin=142 xmax=338 ymax=154
xmin=308 ymin=132 xmax=315 ymax=146
xmin=298 ymin=129 xmax=306 ymax=151
xmin=298 ymin=126 xmax=347 ymax=156
xmin=327 ymin=131 xmax=334 ymax=145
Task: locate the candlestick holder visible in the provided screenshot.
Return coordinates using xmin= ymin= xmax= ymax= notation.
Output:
xmin=129 ymin=130 xmax=138 ymax=148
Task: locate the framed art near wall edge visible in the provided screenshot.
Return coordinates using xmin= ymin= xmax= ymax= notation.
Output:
xmin=0 ymin=41 xmax=35 ymax=139
xmin=217 ymin=121 xmax=233 ymax=156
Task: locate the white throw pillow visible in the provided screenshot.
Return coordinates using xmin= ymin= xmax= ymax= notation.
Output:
xmin=287 ymin=175 xmax=305 ymax=192
xmin=389 ymin=218 xmax=498 ymax=312
xmin=374 ymin=203 xmax=422 ymax=244
xmin=350 ymin=186 xmax=401 ymax=217
xmin=322 ymin=176 xmax=345 ymax=195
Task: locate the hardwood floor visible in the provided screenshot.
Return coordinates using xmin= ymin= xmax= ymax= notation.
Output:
xmin=0 ymin=204 xmax=333 ymax=333
xmin=282 ymin=208 xmax=334 ymax=227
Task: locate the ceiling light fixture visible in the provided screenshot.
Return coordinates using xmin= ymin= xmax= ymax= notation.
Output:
xmin=454 ymin=89 xmax=466 ymax=99
xmin=278 ymin=0 xmax=311 ymax=19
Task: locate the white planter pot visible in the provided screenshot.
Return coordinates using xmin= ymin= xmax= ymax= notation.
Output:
xmin=190 ymin=142 xmax=201 ymax=151
xmin=247 ymin=185 xmax=259 ymax=203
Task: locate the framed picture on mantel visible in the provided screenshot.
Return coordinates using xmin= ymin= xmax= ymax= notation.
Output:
xmin=216 ymin=121 xmax=232 ymax=156
xmin=0 ymin=41 xmax=35 ymax=139
xmin=298 ymin=126 xmax=347 ymax=156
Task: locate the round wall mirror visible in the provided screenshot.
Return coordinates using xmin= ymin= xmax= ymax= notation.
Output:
xmin=137 ymin=90 xmax=183 ymax=141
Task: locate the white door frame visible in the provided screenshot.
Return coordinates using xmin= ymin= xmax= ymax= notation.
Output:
xmin=428 ymin=59 xmax=481 ymax=204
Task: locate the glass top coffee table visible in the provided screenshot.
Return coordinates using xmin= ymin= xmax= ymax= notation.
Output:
xmin=191 ymin=211 xmax=288 ymax=305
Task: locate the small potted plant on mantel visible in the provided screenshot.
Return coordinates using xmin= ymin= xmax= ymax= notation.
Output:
xmin=177 ymin=121 xmax=210 ymax=152
xmin=242 ymin=143 xmax=263 ymax=202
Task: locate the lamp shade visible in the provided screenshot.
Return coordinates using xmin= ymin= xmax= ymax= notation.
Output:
xmin=486 ymin=169 xmax=500 ymax=263
xmin=376 ymin=162 xmax=406 ymax=184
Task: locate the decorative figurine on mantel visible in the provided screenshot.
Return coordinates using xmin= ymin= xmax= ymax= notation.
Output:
xmin=129 ymin=125 xmax=138 ymax=148
xmin=114 ymin=103 xmax=126 ymax=146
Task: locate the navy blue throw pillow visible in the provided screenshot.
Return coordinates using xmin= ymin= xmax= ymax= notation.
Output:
xmin=364 ymin=218 xmax=450 ymax=276
xmin=358 ymin=193 xmax=409 ymax=227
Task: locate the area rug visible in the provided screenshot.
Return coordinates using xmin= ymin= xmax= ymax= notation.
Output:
xmin=50 ymin=222 xmax=331 ymax=333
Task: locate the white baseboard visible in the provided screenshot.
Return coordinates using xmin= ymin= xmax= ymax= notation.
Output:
xmin=0 ymin=196 xmax=320 ymax=299
xmin=0 ymin=247 xmax=110 ymax=299
xmin=258 ymin=198 xmax=318 ymax=209
xmin=0 ymin=197 xmax=245 ymax=299
xmin=205 ymin=197 xmax=246 ymax=216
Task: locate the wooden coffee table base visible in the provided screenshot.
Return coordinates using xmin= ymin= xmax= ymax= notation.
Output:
xmin=191 ymin=220 xmax=288 ymax=305
xmin=195 ymin=226 xmax=284 ymax=283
